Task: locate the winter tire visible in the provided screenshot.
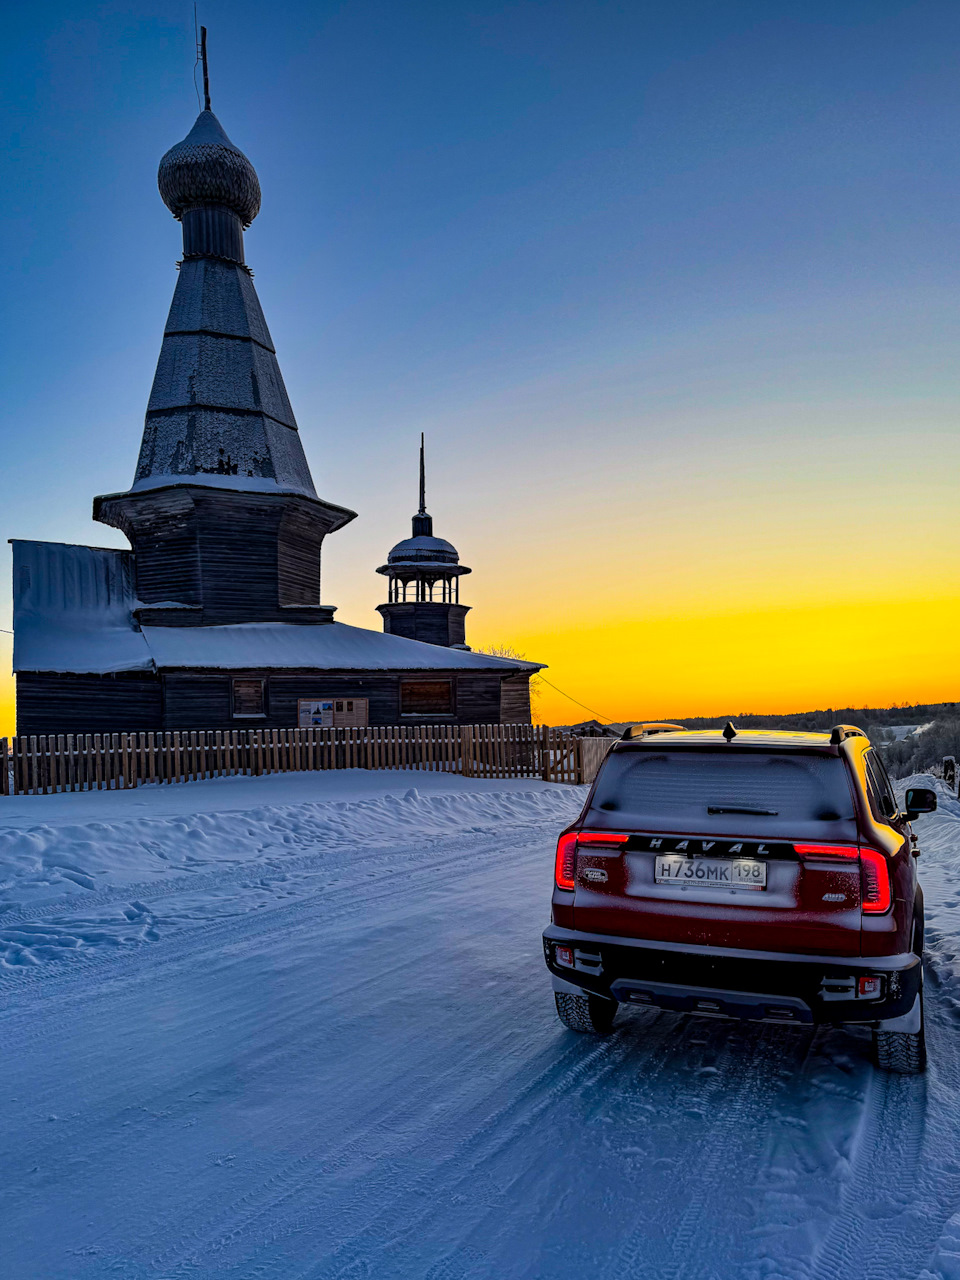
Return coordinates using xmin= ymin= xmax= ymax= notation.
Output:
xmin=554 ymin=991 xmax=617 ymax=1034
xmin=873 ymin=991 xmax=927 ymax=1075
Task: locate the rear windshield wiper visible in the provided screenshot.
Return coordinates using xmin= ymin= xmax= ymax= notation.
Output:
xmin=707 ymin=805 xmax=779 ymax=816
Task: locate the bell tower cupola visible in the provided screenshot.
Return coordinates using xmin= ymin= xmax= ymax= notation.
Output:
xmin=376 ymin=437 xmax=471 ymax=648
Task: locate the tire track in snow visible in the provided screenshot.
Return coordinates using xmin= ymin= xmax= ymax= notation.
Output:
xmin=132 ymin=855 xmax=618 ymax=1276
xmin=58 ymin=837 xmax=558 ymax=1278
xmin=293 ymin=1039 xmax=638 ymax=1280
xmin=155 ymin=1033 xmax=635 ymax=1280
xmin=804 ymin=964 xmax=960 ymax=1280
xmin=605 ymin=1021 xmax=811 ymax=1280
xmin=270 ymin=1016 xmax=805 ymax=1280
xmin=0 ymin=830 xmax=554 ymax=1213
xmin=405 ymin=1008 xmax=708 ymax=1280
xmin=807 ymin=1061 xmax=927 ymax=1280
xmin=803 ymin=784 xmax=960 ymax=1280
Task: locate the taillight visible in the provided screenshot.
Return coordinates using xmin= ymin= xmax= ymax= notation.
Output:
xmin=554 ymin=831 xmax=628 ymax=889
xmin=555 ymin=833 xmax=578 ymax=890
xmin=794 ymin=843 xmax=860 ymax=861
xmin=794 ymin=843 xmax=891 ymax=913
xmin=578 ymin=832 xmax=630 ymax=849
xmin=859 ymin=848 xmax=892 ymax=913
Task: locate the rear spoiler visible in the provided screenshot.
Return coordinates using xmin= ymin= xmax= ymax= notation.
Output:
xmin=620 ymin=723 xmax=686 ymax=741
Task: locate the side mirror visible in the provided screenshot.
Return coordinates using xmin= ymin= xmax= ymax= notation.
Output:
xmin=904 ymin=787 xmax=937 ymax=820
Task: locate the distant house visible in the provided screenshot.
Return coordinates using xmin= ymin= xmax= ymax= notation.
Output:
xmin=11 ymin=92 xmax=540 ymax=735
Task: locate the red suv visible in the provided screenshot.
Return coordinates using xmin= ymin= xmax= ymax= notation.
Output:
xmin=543 ymin=724 xmax=936 ymax=1073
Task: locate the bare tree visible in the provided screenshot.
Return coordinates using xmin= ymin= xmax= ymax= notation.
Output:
xmin=477 ymin=643 xmax=543 ymax=714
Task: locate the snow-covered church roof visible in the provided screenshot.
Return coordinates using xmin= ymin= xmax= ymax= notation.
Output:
xmin=12 ymin=541 xmax=153 ymax=674
xmin=11 ymin=542 xmax=541 ymax=676
xmin=140 ymin=623 xmax=539 ymax=672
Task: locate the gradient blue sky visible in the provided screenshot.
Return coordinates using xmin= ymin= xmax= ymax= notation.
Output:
xmin=2 ymin=1 xmax=960 ymax=730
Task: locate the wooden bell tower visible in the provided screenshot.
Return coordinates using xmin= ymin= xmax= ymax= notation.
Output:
xmin=376 ymin=437 xmax=471 ymax=648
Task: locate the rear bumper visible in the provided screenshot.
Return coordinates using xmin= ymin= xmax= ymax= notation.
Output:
xmin=543 ymin=924 xmax=921 ymax=1027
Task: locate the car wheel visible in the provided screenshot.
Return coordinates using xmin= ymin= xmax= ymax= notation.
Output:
xmin=873 ymin=990 xmax=927 ymax=1075
xmin=554 ymin=991 xmax=618 ymax=1034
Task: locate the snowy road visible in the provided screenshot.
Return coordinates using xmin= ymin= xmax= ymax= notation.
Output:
xmin=4 ymin=772 xmax=960 ymax=1278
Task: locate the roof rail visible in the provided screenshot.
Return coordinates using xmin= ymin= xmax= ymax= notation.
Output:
xmin=621 ymin=722 xmax=686 ymax=741
xmin=829 ymin=724 xmax=867 ymax=746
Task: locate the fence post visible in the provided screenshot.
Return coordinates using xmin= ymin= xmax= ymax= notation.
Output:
xmin=0 ymin=738 xmax=8 ymax=796
xmin=943 ymin=756 xmax=956 ymax=792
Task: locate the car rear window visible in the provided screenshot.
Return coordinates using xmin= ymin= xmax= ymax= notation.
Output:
xmin=587 ymin=749 xmax=858 ymax=841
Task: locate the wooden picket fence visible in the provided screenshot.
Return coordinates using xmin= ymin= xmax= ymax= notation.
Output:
xmin=0 ymin=725 xmax=616 ymax=797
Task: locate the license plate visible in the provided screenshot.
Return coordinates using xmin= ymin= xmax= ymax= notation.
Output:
xmin=655 ymin=856 xmax=766 ymax=890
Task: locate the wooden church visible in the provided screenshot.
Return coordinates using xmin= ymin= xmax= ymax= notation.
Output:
xmin=11 ymin=66 xmax=540 ymax=735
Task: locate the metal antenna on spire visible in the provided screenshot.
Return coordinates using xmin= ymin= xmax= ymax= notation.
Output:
xmin=418 ymin=433 xmax=426 ymax=515
xmin=200 ymin=26 xmax=211 ymax=111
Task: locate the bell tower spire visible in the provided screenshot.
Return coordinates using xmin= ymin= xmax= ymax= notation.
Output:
xmin=412 ymin=434 xmax=433 ymax=537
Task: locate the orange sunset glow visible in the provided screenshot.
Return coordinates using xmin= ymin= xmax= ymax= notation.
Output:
xmin=3 ymin=4 xmax=959 ymax=741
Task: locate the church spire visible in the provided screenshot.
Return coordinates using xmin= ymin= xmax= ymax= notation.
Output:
xmin=200 ymin=25 xmax=211 ymax=112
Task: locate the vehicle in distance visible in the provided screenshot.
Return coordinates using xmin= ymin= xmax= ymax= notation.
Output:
xmin=543 ymin=723 xmax=937 ymax=1073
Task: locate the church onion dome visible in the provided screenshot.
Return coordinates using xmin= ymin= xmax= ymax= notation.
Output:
xmin=158 ymin=109 xmax=261 ymax=227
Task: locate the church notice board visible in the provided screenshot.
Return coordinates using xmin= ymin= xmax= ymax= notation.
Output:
xmin=298 ymin=698 xmax=370 ymax=728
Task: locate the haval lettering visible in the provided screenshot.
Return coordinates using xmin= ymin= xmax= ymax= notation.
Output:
xmin=543 ymin=724 xmax=936 ymax=1073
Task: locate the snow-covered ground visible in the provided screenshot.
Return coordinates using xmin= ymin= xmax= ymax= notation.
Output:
xmin=3 ymin=769 xmax=960 ymax=1278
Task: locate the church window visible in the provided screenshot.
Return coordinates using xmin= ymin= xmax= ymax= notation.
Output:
xmin=232 ymin=678 xmax=266 ymax=717
xmin=401 ymin=679 xmax=453 ymax=716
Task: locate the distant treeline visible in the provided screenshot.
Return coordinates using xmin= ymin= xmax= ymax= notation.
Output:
xmin=658 ymin=703 xmax=960 ymax=779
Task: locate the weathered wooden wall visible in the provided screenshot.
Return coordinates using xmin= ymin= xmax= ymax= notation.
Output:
xmin=499 ymin=673 xmax=532 ymax=724
xmin=377 ymin=602 xmax=469 ymax=647
xmin=96 ymin=487 xmax=344 ymax=626
xmin=16 ymin=673 xmax=164 ymax=735
xmin=16 ymin=668 xmax=526 ymax=734
xmin=161 ymin=669 xmax=506 ymax=730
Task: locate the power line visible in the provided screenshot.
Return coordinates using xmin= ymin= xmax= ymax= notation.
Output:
xmin=537 ymin=676 xmax=617 ymax=725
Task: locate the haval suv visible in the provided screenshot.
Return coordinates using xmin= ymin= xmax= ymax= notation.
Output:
xmin=543 ymin=724 xmax=936 ymax=1073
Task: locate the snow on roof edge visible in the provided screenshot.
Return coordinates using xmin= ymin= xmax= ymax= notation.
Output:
xmin=141 ymin=621 xmax=545 ymax=673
